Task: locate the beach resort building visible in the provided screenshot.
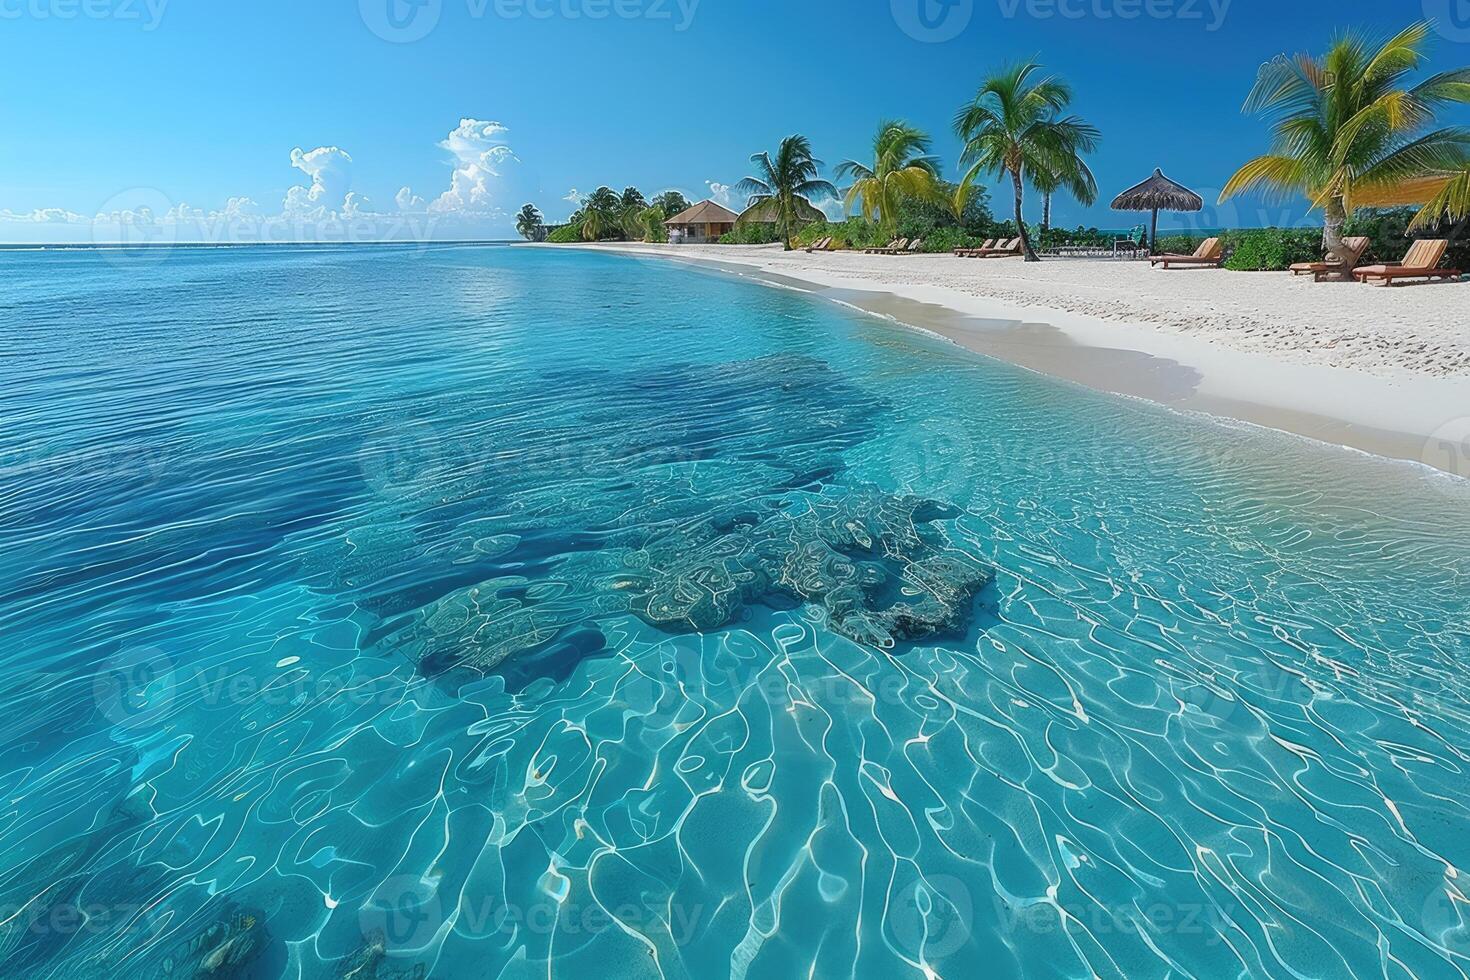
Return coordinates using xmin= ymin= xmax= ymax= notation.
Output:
xmin=664 ymin=200 xmax=738 ymax=244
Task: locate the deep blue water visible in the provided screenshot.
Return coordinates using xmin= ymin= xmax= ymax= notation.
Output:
xmin=2 ymin=244 xmax=1469 ymax=978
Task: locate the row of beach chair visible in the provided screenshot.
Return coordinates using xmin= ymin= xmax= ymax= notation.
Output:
xmin=1150 ymin=235 xmax=1460 ymax=284
xmin=864 ymin=238 xmax=925 ymax=254
xmin=955 ymin=238 xmax=1022 ymax=258
xmin=809 ymin=232 xmax=1459 ymax=285
xmin=805 ymin=236 xmax=927 ymax=254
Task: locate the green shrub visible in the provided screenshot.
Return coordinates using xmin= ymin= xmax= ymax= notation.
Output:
xmin=1345 ymin=207 xmax=1469 ymax=270
xmin=1154 ymin=234 xmax=1204 ymax=256
xmin=1221 ymin=229 xmax=1323 ymax=271
xmin=545 ymin=224 xmax=583 ymax=244
xmin=717 ymin=221 xmax=784 ymax=245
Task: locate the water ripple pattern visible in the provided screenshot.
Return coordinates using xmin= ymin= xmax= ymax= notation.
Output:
xmin=1 ymin=244 xmax=1468 ymax=979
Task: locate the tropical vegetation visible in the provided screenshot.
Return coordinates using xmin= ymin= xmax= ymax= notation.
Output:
xmin=954 ymin=61 xmax=1101 ymax=261
xmin=515 ymin=204 xmax=543 ymax=241
xmin=734 ymin=135 xmax=838 ymax=250
xmin=536 ymin=20 xmax=1470 ymax=276
xmin=1221 ymin=21 xmax=1470 ymax=263
xmin=836 ymin=122 xmax=944 ymax=234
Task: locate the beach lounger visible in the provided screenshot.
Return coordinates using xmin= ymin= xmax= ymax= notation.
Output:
xmin=1352 ymin=239 xmax=1461 ymax=286
xmin=959 ymin=238 xmax=1017 ymax=258
xmin=870 ymin=238 xmax=912 ymax=255
xmin=975 ymin=238 xmax=1023 ymax=258
xmin=864 ymin=238 xmax=904 ymax=254
xmin=1290 ymin=236 xmax=1370 ymax=281
xmin=955 ymin=239 xmax=997 ymax=257
xmin=899 ymin=239 xmax=925 ymax=253
xmin=1150 ymin=237 xmax=1223 ymax=268
xmin=805 ymin=236 xmax=832 ymax=253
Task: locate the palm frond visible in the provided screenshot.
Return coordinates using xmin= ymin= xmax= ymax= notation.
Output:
xmin=1408 ymin=168 xmax=1470 ymax=229
xmin=1220 ymin=154 xmax=1310 ymax=203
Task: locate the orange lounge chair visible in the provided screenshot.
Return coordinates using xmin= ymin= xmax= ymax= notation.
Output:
xmin=975 ymin=238 xmax=1023 ymax=258
xmin=1290 ymin=236 xmax=1370 ymax=281
xmin=1150 ymin=237 xmax=1224 ymax=268
xmin=955 ymin=239 xmax=997 ymax=257
xmin=1353 ymin=239 xmax=1461 ymax=286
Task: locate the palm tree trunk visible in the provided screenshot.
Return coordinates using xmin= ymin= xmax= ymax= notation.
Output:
xmin=1042 ymin=191 xmax=1052 ymax=236
xmin=1013 ymin=169 xmax=1038 ymax=262
xmin=1323 ymin=196 xmax=1349 ymax=279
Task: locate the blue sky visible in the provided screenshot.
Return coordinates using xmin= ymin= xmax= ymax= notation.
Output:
xmin=2 ymin=0 xmax=1468 ymax=241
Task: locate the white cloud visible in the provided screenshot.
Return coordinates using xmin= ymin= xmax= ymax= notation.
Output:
xmin=395 ymin=186 xmax=425 ymax=211
xmin=1 ymin=117 xmax=532 ymax=242
xmin=429 ymin=118 xmax=517 ymax=214
xmin=563 ymin=188 xmax=581 ymax=203
xmin=705 ymin=180 xmax=733 ymax=207
xmin=0 ymin=207 xmax=88 ymax=223
xmin=218 ymin=197 xmax=258 ymax=219
xmin=284 ymin=146 xmax=354 ymax=215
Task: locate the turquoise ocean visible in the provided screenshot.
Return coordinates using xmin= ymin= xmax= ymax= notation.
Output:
xmin=1 ymin=244 xmax=1468 ymax=978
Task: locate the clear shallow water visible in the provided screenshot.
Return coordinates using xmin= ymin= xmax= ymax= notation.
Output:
xmin=2 ymin=244 xmax=1469 ymax=979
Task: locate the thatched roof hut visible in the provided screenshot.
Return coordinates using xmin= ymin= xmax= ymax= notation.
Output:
xmin=1111 ymin=169 xmax=1204 ymax=252
xmin=664 ymin=200 xmax=739 ymax=243
xmin=739 ymin=198 xmax=826 ymax=225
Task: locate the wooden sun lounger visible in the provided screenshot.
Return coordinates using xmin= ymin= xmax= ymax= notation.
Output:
xmin=1290 ymin=236 xmax=1369 ymax=281
xmin=805 ymin=236 xmax=832 ymax=253
xmin=959 ymin=238 xmax=1018 ymax=258
xmin=974 ymin=238 xmax=1023 ymax=258
xmin=1150 ymin=237 xmax=1223 ymax=268
xmin=955 ymin=239 xmax=997 ymax=257
xmin=1352 ymin=239 xmax=1461 ymax=286
xmin=897 ymin=239 xmax=925 ymax=254
xmin=864 ymin=238 xmax=905 ymax=254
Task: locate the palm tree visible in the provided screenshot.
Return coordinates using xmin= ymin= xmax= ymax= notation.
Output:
xmin=637 ymin=205 xmax=668 ymax=243
xmin=954 ymin=62 xmax=1101 ymax=262
xmin=950 ymin=177 xmax=983 ymax=226
xmin=1221 ymin=22 xmax=1470 ymax=264
xmin=836 ymin=121 xmax=944 ymax=234
xmin=515 ymin=204 xmax=543 ymax=241
xmin=651 ymin=190 xmax=692 ymax=219
xmin=578 ymin=187 xmax=621 ymax=242
xmin=734 ymin=135 xmax=838 ymax=250
xmin=1030 ymin=157 xmax=1098 ymax=238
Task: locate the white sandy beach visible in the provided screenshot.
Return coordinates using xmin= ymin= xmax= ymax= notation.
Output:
xmin=558 ymin=242 xmax=1470 ymax=478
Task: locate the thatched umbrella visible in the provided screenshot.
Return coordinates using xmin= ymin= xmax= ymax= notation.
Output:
xmin=1111 ymin=169 xmax=1203 ymax=254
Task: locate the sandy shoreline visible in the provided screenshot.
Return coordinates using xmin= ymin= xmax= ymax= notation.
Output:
xmin=548 ymin=241 xmax=1470 ymax=479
